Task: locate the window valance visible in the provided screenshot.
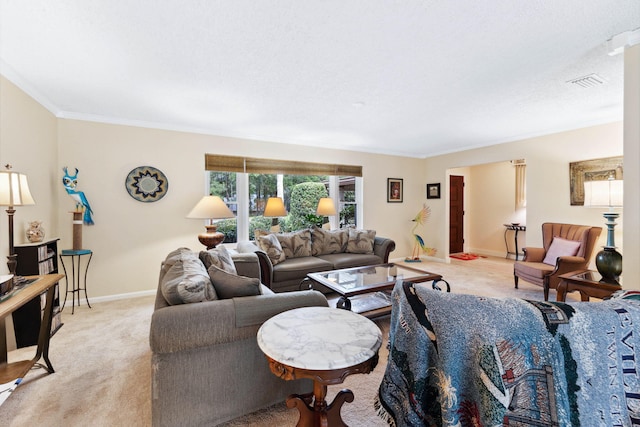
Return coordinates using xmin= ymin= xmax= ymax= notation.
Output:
xmin=205 ymin=154 xmax=362 ymax=177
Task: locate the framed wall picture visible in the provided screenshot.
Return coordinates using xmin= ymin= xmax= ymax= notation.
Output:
xmin=427 ymin=183 xmax=441 ymax=199
xmin=569 ymin=156 xmax=623 ymax=205
xmin=387 ymin=178 xmax=403 ymax=203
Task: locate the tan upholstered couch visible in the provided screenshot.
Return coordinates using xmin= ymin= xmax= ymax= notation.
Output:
xmin=149 ymin=250 xmax=328 ymax=426
xmin=237 ymin=228 xmax=396 ymax=293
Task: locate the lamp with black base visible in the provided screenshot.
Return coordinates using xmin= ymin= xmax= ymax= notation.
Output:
xmin=584 ymin=177 xmax=623 ymax=283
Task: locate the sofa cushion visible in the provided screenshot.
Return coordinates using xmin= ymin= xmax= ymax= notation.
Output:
xmin=317 ymin=253 xmax=384 ymax=270
xmin=275 ymin=229 xmax=312 ymax=259
xmin=199 ymin=245 xmax=237 ymax=274
xmin=272 ymin=256 xmax=334 ymax=284
xmin=311 ymin=227 xmax=348 ymax=256
xmin=256 ymin=233 xmax=286 ymax=265
xmin=543 ymin=237 xmax=582 ymax=265
xmin=207 ymin=265 xmax=261 ymax=299
xmin=160 ymin=249 xmax=217 ymax=305
xmin=346 ymin=229 xmax=376 ymax=254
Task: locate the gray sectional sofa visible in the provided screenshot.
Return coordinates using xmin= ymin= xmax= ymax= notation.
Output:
xmin=150 ymin=248 xmax=328 ymax=427
xmin=237 ymin=227 xmax=396 ymax=293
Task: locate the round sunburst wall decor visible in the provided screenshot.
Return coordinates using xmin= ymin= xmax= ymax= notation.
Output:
xmin=125 ymin=166 xmax=169 ymax=202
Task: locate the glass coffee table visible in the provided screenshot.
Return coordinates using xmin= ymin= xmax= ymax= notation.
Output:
xmin=306 ymin=263 xmax=449 ymax=318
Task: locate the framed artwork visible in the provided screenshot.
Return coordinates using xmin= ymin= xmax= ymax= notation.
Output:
xmin=387 ymin=178 xmax=403 ymax=203
xmin=569 ymin=156 xmax=623 ymax=205
xmin=427 ymin=183 xmax=441 ymax=199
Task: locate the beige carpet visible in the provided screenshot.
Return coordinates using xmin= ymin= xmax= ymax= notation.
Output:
xmin=1 ymin=256 xmax=579 ymax=426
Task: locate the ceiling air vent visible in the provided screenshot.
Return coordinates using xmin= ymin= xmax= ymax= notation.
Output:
xmin=567 ymin=73 xmax=606 ymax=88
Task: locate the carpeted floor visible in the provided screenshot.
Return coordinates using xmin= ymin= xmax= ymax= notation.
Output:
xmin=1 ymin=256 xmax=579 ymax=426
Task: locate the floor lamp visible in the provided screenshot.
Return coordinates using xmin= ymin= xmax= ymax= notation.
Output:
xmin=0 ymin=165 xmax=35 ymax=292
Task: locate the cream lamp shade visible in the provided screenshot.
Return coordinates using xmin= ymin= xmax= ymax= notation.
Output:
xmin=0 ymin=169 xmax=35 ymax=207
xmin=263 ymin=197 xmax=287 ymax=217
xmin=316 ymin=197 xmax=337 ymax=230
xmin=186 ymin=196 xmax=234 ymax=249
xmin=583 ymin=179 xmax=623 ymax=208
xmin=316 ymin=198 xmax=337 ymax=216
xmin=263 ymin=197 xmax=287 ymax=232
xmin=0 ymin=165 xmax=35 ymax=293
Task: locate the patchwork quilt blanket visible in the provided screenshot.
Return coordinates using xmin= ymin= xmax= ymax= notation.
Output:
xmin=377 ymin=282 xmax=640 ymax=427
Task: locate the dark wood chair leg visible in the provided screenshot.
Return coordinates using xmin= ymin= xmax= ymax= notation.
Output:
xmin=514 ymin=274 xmax=519 ymax=289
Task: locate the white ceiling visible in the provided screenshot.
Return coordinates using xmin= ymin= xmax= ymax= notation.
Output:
xmin=1 ymin=1 xmax=639 ymax=158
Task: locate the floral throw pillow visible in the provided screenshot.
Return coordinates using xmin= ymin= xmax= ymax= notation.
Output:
xmin=256 ymin=233 xmax=286 ymax=265
xmin=311 ymin=227 xmax=348 ymax=256
xmin=276 ymin=229 xmax=312 ymax=259
xmin=199 ymin=245 xmax=237 ymax=275
xmin=346 ymin=229 xmax=376 ymax=254
xmin=160 ymin=249 xmax=217 ymax=304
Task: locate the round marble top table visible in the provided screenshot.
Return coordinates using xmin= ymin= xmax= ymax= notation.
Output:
xmin=257 ymin=306 xmax=382 ymax=427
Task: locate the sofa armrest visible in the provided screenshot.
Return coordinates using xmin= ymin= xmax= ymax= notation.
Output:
xmin=237 ymin=241 xmax=274 ymax=287
xmin=150 ymin=290 xmax=327 ymax=354
xmin=150 ymin=299 xmax=244 ymax=354
xmin=522 ymin=247 xmax=545 ymax=262
xmin=374 ymin=236 xmax=396 ymax=262
xmin=231 ymin=252 xmax=260 ymax=279
xmin=234 ymin=290 xmax=328 ymax=327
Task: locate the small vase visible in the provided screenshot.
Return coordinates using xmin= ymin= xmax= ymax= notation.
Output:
xmin=26 ymin=221 xmax=45 ymax=243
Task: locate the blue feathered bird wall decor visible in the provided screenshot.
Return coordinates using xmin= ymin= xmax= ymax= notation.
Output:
xmin=62 ymin=167 xmax=94 ymax=225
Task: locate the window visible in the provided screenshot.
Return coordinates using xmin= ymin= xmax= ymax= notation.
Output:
xmin=204 ymin=155 xmax=363 ymax=243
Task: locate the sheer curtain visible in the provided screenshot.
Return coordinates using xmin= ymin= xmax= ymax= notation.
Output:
xmin=515 ymin=161 xmax=526 ymax=209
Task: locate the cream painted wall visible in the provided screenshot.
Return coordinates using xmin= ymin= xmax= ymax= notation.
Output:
xmin=0 ymin=77 xmax=59 ymax=264
xmin=425 ymin=122 xmax=637 ymax=289
xmin=55 ymin=119 xmax=425 ymax=298
xmin=466 ymin=161 xmax=527 ymax=258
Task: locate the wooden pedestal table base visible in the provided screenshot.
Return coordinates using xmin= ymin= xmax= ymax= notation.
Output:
xmin=258 ymin=307 xmax=382 ymax=427
xmin=266 ymin=354 xmax=378 ymax=426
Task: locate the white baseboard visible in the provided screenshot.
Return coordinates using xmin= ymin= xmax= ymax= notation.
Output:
xmin=390 ymin=255 xmax=447 ymax=264
xmin=69 ymin=289 xmax=156 ymax=305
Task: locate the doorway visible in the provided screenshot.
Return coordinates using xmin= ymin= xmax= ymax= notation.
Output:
xmin=449 ymin=175 xmax=464 ymax=254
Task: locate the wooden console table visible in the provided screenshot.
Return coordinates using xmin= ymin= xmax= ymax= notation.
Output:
xmin=0 ymin=274 xmax=64 ymax=383
xmin=503 ymin=223 xmax=526 ymax=260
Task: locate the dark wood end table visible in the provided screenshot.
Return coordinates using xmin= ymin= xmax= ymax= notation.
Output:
xmin=556 ymin=270 xmax=622 ymax=302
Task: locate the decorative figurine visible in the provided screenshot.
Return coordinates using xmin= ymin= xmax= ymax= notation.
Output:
xmin=62 ymin=167 xmax=94 ymax=225
xmin=406 ymin=203 xmax=437 ymax=262
xmin=26 ymin=220 xmax=45 ymax=243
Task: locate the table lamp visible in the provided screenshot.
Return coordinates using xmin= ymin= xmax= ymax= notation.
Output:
xmin=263 ymin=197 xmax=287 ymax=232
xmin=187 ymin=196 xmax=234 ymax=249
xmin=0 ymin=165 xmax=35 ymax=292
xmin=583 ymin=177 xmax=623 ymax=282
xmin=316 ymin=198 xmax=337 ymax=230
